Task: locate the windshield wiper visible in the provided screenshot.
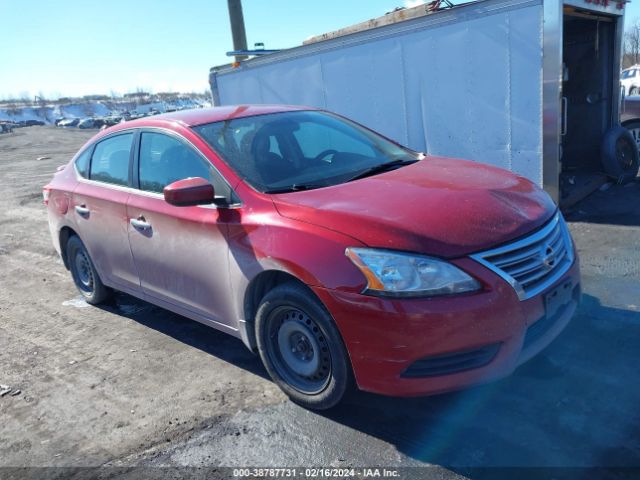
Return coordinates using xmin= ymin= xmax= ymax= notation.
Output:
xmin=346 ymin=158 xmax=418 ymax=182
xmin=264 ymin=183 xmax=326 ymax=194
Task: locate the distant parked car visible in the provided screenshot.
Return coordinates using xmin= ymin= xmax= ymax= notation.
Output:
xmin=102 ymin=116 xmax=121 ymax=127
xmin=25 ymin=119 xmax=45 ymax=127
xmin=622 ymin=66 xmax=640 ymax=96
xmin=44 ymin=106 xmax=581 ymax=410
xmin=58 ymin=118 xmax=79 ymax=128
xmin=78 ymin=118 xmax=95 ymax=129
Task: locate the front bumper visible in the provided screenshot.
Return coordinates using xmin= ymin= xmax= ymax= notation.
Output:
xmin=313 ymin=256 xmax=581 ymax=397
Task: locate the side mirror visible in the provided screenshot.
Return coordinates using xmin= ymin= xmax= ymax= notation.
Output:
xmin=163 ymin=177 xmax=215 ymax=207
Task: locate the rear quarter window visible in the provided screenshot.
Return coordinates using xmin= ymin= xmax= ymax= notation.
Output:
xmin=74 ymin=148 xmax=92 ymax=178
xmin=89 ymin=133 xmax=134 ymax=186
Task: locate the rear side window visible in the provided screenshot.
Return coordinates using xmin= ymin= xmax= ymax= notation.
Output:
xmin=138 ymin=132 xmax=232 ymax=199
xmin=74 ymin=148 xmax=91 ymax=178
xmin=89 ymin=133 xmax=133 ymax=186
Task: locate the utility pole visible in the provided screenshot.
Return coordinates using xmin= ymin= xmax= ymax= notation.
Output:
xmin=227 ymin=0 xmax=248 ymax=62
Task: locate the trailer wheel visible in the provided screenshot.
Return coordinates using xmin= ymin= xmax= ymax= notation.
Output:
xmin=601 ymin=126 xmax=639 ymax=184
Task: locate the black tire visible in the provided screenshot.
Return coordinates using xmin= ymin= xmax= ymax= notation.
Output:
xmin=66 ymin=235 xmax=111 ymax=305
xmin=601 ymin=126 xmax=640 ymax=184
xmin=255 ymin=282 xmax=353 ymax=410
xmin=630 ymin=87 xmax=638 ymax=96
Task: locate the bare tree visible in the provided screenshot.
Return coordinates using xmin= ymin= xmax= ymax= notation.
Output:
xmin=624 ymin=20 xmax=640 ymax=68
xmin=5 ymin=97 xmax=19 ymax=115
xmin=36 ymin=91 xmax=49 ymax=121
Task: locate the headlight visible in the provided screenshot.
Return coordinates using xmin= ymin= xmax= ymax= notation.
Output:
xmin=345 ymin=248 xmax=481 ymax=298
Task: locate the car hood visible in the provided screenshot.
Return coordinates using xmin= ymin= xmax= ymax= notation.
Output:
xmin=271 ymin=157 xmax=556 ymax=258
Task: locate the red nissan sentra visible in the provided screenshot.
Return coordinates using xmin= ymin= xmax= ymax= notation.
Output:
xmin=44 ymin=106 xmax=581 ymax=409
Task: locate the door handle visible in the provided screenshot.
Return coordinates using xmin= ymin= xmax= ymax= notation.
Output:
xmin=75 ymin=204 xmax=90 ymax=216
xmin=130 ymin=217 xmax=152 ymax=231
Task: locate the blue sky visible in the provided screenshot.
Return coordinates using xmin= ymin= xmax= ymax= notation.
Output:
xmin=1 ymin=0 xmax=639 ymax=99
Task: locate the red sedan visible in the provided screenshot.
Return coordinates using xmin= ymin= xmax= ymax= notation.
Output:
xmin=44 ymin=105 xmax=581 ymax=409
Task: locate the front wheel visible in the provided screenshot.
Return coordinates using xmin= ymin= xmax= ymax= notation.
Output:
xmin=66 ymin=235 xmax=111 ymax=305
xmin=255 ymin=282 xmax=353 ymax=410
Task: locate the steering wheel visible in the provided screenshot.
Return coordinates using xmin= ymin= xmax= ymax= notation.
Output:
xmin=314 ymin=149 xmax=338 ymax=162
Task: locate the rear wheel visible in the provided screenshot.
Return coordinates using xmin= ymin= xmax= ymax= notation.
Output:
xmin=630 ymin=87 xmax=638 ymax=96
xmin=255 ymin=282 xmax=353 ymax=410
xmin=66 ymin=235 xmax=111 ymax=305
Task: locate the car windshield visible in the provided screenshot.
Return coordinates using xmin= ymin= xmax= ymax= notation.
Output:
xmin=192 ymin=110 xmax=420 ymax=193
xmin=622 ymin=69 xmax=637 ymax=79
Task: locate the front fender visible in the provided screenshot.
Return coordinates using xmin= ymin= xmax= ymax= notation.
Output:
xmin=226 ymin=212 xmax=368 ymax=346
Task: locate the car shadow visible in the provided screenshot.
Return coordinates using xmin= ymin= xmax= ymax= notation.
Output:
xmin=314 ymin=293 xmax=640 ymax=475
xmin=94 ymin=291 xmax=269 ymax=381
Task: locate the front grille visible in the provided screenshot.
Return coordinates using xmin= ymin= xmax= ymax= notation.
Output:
xmin=470 ymin=213 xmax=574 ymax=301
xmin=400 ymin=343 xmax=501 ymax=378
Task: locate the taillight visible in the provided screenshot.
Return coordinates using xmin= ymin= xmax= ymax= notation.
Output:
xmin=43 ymin=186 xmax=51 ymax=205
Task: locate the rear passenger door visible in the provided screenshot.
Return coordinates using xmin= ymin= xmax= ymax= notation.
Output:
xmin=126 ymin=130 xmax=236 ymax=328
xmin=72 ymin=132 xmax=141 ymax=293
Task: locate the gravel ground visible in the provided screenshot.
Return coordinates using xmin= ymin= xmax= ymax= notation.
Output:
xmin=0 ymin=126 xmax=638 ymax=479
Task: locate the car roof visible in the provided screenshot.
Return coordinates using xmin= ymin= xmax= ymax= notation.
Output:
xmin=125 ymin=104 xmax=313 ymax=128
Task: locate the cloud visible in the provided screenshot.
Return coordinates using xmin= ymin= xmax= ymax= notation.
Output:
xmin=404 ymin=0 xmax=425 ymax=7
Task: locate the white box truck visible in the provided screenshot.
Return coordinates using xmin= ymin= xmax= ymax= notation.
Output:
xmin=210 ymin=0 xmax=636 ymax=205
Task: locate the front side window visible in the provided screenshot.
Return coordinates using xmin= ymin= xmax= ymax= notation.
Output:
xmin=193 ymin=110 xmax=418 ymax=193
xmin=89 ymin=133 xmax=133 ymax=186
xmin=138 ymin=132 xmax=231 ymax=200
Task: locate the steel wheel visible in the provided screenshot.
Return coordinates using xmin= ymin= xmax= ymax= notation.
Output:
xmin=266 ymin=306 xmax=332 ymax=394
xmin=72 ymin=248 xmax=95 ymax=294
xmin=255 ymin=282 xmax=353 ymax=410
xmin=65 ymin=235 xmax=111 ymax=305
